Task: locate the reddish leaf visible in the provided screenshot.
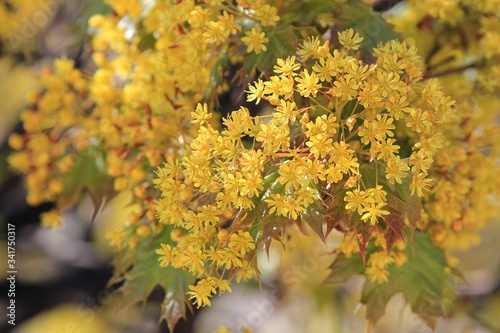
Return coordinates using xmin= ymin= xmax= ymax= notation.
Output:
xmin=300 ymin=199 xmax=327 ymax=243
xmin=383 ymin=210 xmax=405 ymax=253
xmin=348 ymin=213 xmax=374 ymax=264
xmin=321 ymin=181 xmax=350 ymax=238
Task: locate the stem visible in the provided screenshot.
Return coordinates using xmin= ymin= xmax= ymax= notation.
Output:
xmin=220 ymin=4 xmax=255 ymax=21
xmin=309 ymin=96 xmax=333 ymax=114
xmin=348 ymin=99 xmax=360 ymax=118
xmin=344 ymin=111 xmax=378 ymax=142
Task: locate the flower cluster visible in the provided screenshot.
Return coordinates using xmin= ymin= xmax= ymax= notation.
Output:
xmin=0 ymin=0 xmax=53 ymax=53
xmin=6 ymin=0 xmax=500 ymax=328
xmin=9 ymin=0 xmax=283 ymax=238
xmin=388 ymin=0 xmax=500 ymax=267
xmin=8 ymin=0 xmax=285 ymax=309
xmin=8 ymin=59 xmax=88 ymax=210
xmin=364 ymin=230 xmax=408 ymax=284
xmin=86 ymin=0 xmax=283 ymax=248
xmin=154 ymin=28 xmax=456 ymax=305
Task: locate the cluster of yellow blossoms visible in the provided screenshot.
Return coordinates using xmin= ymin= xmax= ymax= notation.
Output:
xmin=154 ymin=29 xmax=456 ymax=304
xmin=9 ymin=0 xmax=283 ymax=231
xmin=6 ymin=0 xmax=500 ymax=327
xmin=83 ymin=0 xmax=283 ymax=240
xmin=0 ymin=0 xmax=54 ymax=53
xmin=338 ymin=229 xmax=408 ymax=284
xmin=388 ymin=0 xmax=500 ymax=267
xmin=8 ymin=59 xmax=89 ymax=226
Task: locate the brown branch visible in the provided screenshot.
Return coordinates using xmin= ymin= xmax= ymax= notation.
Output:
xmin=424 ymin=63 xmax=479 ymax=79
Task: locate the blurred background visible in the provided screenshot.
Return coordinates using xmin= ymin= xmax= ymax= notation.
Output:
xmin=1 ymin=1 xmax=500 ymax=333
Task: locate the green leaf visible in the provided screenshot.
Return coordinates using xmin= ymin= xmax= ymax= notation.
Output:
xmin=324 ymin=252 xmax=364 ymax=284
xmin=237 ymin=23 xmax=297 ymax=84
xmin=111 ymin=225 xmax=195 ymax=331
xmin=361 ymin=232 xmax=454 ymax=328
xmin=161 ymin=289 xmax=192 ymax=332
xmin=73 ymin=0 xmax=112 ymax=43
xmin=335 ymin=0 xmax=400 ymax=62
xmin=280 ymin=0 xmax=340 ymax=26
xmin=245 ymin=166 xmax=280 ymax=227
xmin=58 ymin=148 xmax=116 ymax=220
xmin=204 ymin=51 xmax=229 ymax=103
xmin=137 ymin=32 xmax=157 ymax=52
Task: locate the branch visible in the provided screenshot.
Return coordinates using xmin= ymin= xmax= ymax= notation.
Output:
xmin=424 ymin=63 xmax=479 ymax=79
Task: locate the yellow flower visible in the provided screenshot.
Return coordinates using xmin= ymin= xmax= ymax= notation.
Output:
xmin=410 ymin=172 xmax=433 ymax=197
xmin=41 ymin=209 xmax=64 ymax=229
xmin=242 ymin=28 xmax=268 ymax=54
xmin=366 ymin=265 xmax=390 ymax=284
xmin=8 ymin=133 xmax=25 ymax=150
xmin=191 ymin=103 xmax=212 ymax=125
xmin=241 ymin=149 xmax=266 ymax=173
xmin=339 ymin=232 xmax=360 ymax=257
xmin=283 ymin=196 xmax=305 ymax=219
xmin=265 ymin=193 xmax=287 ymax=216
xmin=254 ymin=4 xmax=279 ymax=26
xmin=156 ymin=243 xmax=173 ymax=267
xmin=273 ymin=56 xmax=301 ymax=77
xmin=361 ymin=202 xmax=390 ymax=225
xmin=236 ymin=265 xmax=256 ymax=283
xmin=188 ymin=6 xmax=213 ymax=28
xmin=345 ymin=189 xmax=371 ymax=214
xmin=366 ymin=250 xmax=394 ymax=284
xmin=204 ymin=21 xmax=229 ymax=45
xmin=187 ymin=278 xmax=217 ymax=308
xmin=330 ymin=75 xmax=358 ymax=101
xmin=372 ymin=114 xmax=396 ymax=141
xmin=394 ymin=251 xmax=408 ymax=267
xmin=219 ymin=248 xmax=243 ymax=269
xmin=105 ymin=228 xmax=124 ymax=248
xmin=136 ymin=225 xmax=151 ymax=236
xmin=338 ymin=28 xmax=364 ymax=50
xmin=8 ymin=152 xmax=31 ymax=172
xmin=306 ymin=133 xmax=334 ymax=158
xmin=217 ymin=11 xmax=241 ymax=35
xmin=246 ymin=79 xmax=265 ymax=104
xmin=295 ymin=70 xmax=321 ymax=97
xmin=386 ymin=156 xmax=410 ymax=184
xmin=297 ymin=36 xmax=320 ymax=61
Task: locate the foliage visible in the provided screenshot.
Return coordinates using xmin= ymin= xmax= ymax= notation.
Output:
xmin=3 ymin=0 xmax=500 ymax=331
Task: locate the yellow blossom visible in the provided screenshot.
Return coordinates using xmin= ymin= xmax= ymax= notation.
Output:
xmin=41 ymin=209 xmax=64 ymax=229
xmin=242 ymin=28 xmax=268 ymax=54
xmin=338 ymin=28 xmax=364 ymax=50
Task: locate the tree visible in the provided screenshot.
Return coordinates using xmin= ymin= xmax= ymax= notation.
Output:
xmin=3 ymin=0 xmax=500 ymax=331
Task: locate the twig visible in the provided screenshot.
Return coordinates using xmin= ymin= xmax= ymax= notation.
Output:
xmin=424 ymin=63 xmax=479 ymax=79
